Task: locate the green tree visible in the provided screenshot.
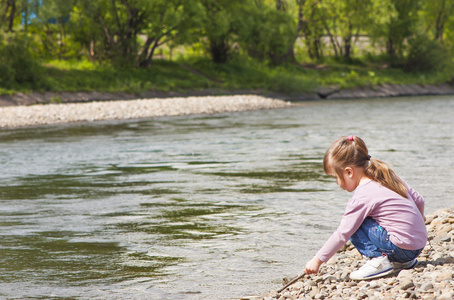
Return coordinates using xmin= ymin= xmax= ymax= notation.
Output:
xmin=298 ymin=0 xmax=324 ymax=60
xmin=92 ymin=0 xmax=148 ymax=65
xmin=0 ymin=33 xmax=46 ymax=89
xmin=71 ymin=0 xmax=204 ymax=67
xmin=405 ymin=34 xmax=446 ymax=72
xmin=0 ymin=0 xmax=34 ymax=32
xmin=137 ymin=0 xmax=204 ymax=67
xmin=31 ymin=0 xmax=76 ymax=58
xmin=320 ymin=0 xmax=395 ymax=60
xmin=198 ymin=0 xmax=252 ymax=63
xmin=384 ymin=0 xmax=420 ymax=63
xmin=422 ymin=0 xmax=454 ymax=42
xmin=69 ymin=1 xmax=100 ymax=60
xmin=235 ymin=0 xmax=296 ymax=63
xmin=0 ymin=0 xmax=18 ymax=32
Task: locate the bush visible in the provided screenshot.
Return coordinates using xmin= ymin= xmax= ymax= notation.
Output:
xmin=0 ymin=34 xmax=48 ymax=90
xmin=404 ymin=35 xmax=446 ymax=72
xmin=235 ymin=4 xmax=296 ymax=63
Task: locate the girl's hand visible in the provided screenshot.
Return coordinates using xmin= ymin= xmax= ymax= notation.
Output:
xmin=304 ymin=256 xmax=323 ymax=274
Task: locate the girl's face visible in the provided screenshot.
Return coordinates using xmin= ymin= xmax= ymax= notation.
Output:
xmin=339 ymin=169 xmax=357 ymax=192
xmin=330 ymin=167 xmax=359 ymax=192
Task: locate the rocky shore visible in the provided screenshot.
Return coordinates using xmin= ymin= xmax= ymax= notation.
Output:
xmin=239 ymin=207 xmax=454 ymax=300
xmin=0 ymin=95 xmax=290 ymax=128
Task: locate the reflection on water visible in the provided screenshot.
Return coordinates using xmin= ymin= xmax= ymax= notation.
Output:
xmin=0 ymin=96 xmax=453 ymax=299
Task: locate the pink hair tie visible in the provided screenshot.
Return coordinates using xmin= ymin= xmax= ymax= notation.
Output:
xmin=348 ymin=135 xmax=354 ymax=141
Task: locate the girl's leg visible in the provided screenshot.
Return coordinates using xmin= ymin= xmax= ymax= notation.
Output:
xmin=349 ymin=217 xmax=383 ymax=258
xmin=349 ymin=217 xmax=422 ymax=280
xmin=350 ymin=217 xmax=423 ymax=263
xmin=349 ymin=217 xmax=393 ymax=280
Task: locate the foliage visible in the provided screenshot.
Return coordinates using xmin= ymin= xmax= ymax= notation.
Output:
xmin=0 ymin=33 xmax=48 ymax=90
xmin=385 ymin=0 xmax=421 ymax=64
xmin=422 ymin=0 xmax=454 ymax=42
xmin=0 ymin=0 xmax=454 ymax=91
xmin=404 ymin=35 xmax=446 ymax=72
xmin=197 ymin=0 xmax=245 ymax=63
xmin=2 ymin=54 xmax=451 ymax=97
xmin=138 ymin=0 xmax=205 ymax=67
xmin=235 ymin=1 xmax=296 ymax=63
xmin=67 ymin=0 xmax=203 ymax=67
xmin=318 ymin=0 xmax=396 ymax=60
xmin=33 ymin=0 xmax=78 ymax=59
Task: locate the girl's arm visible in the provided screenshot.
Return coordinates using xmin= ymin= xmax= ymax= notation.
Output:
xmin=405 ymin=183 xmax=425 ymax=220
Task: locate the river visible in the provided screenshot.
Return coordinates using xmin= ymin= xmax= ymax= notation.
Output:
xmin=0 ymin=95 xmax=453 ymax=299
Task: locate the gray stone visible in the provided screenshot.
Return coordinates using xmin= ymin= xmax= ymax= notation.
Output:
xmin=304 ymin=280 xmax=316 ymax=287
xmin=400 ymin=280 xmax=414 ymax=290
xmin=369 ymin=280 xmax=379 ymax=289
xmin=309 ymin=287 xmax=320 ymax=298
xmin=314 ymin=293 xmax=325 ymax=299
xmin=439 ymin=291 xmax=454 ymax=300
xmin=420 ymin=282 xmax=434 ymax=291
xmin=397 ymin=269 xmax=414 ymax=278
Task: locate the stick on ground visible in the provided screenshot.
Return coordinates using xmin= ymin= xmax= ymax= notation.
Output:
xmin=277 ymin=273 xmax=306 ymax=294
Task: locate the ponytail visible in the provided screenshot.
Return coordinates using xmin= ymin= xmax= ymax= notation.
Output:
xmin=365 ymin=158 xmax=408 ymax=199
xmin=324 ymin=136 xmax=408 ymax=198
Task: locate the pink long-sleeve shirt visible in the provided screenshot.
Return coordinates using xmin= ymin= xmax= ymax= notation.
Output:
xmin=316 ymin=180 xmax=427 ymax=262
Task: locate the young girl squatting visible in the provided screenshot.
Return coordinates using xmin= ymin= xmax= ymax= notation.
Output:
xmin=304 ymin=136 xmax=427 ymax=280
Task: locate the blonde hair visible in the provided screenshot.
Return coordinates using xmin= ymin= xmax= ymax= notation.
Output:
xmin=323 ymin=136 xmax=408 ymax=198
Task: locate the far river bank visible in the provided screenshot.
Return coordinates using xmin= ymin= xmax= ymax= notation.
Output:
xmin=1 ymin=83 xmax=454 ymax=107
xmin=1 ymin=83 xmax=454 ymax=129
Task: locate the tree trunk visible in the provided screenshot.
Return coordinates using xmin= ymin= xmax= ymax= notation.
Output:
xmin=6 ymin=0 xmax=16 ymax=32
xmin=276 ymin=0 xmax=286 ymax=11
xmin=138 ymin=37 xmax=155 ymax=67
xmin=278 ymin=0 xmax=307 ymax=63
xmin=89 ymin=40 xmax=95 ymax=59
xmin=309 ymin=5 xmax=321 ymax=60
xmin=210 ymin=39 xmax=229 ymax=63
xmin=343 ymin=36 xmax=351 ymax=59
xmin=312 ymin=35 xmax=321 ymax=60
xmin=435 ymin=12 xmax=445 ymax=42
xmin=323 ymin=21 xmax=339 ymax=57
xmin=386 ymin=36 xmax=395 ymax=58
xmin=343 ymin=23 xmax=353 ymax=59
xmin=97 ymin=12 xmax=115 ymax=51
xmin=434 ymin=0 xmax=446 ymax=42
xmin=144 ymin=40 xmax=160 ymax=67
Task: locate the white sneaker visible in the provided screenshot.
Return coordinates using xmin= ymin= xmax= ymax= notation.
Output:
xmin=350 ymin=255 xmax=394 ymax=280
xmin=393 ymin=258 xmax=418 ymax=270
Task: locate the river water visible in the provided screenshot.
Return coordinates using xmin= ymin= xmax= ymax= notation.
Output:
xmin=0 ymin=96 xmax=453 ymax=299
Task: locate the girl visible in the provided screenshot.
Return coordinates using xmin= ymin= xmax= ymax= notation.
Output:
xmin=304 ymin=135 xmax=427 ymax=280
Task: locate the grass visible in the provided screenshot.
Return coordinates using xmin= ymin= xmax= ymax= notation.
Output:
xmin=41 ymin=59 xmax=215 ymax=94
xmin=1 ymin=55 xmax=452 ymax=96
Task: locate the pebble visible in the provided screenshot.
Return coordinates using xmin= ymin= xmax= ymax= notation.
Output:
xmin=369 ymin=280 xmax=379 ymax=289
xmin=397 ymin=269 xmax=413 ymax=279
xmin=248 ymin=206 xmax=454 ymax=300
xmin=400 ymin=280 xmax=414 ymax=290
xmin=420 ymin=282 xmax=434 ymax=291
xmin=0 ymin=95 xmax=291 ymax=128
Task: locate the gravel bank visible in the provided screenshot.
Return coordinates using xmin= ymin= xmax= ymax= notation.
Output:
xmin=0 ymin=95 xmax=290 ymax=128
xmin=239 ymin=207 xmax=454 ymax=300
